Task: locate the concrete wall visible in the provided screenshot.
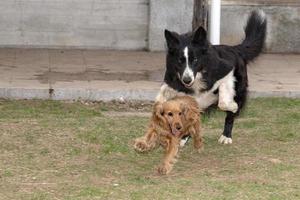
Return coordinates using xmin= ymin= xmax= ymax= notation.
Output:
xmin=220 ymin=5 xmax=300 ymax=53
xmin=148 ymin=0 xmax=300 ymax=53
xmin=149 ymin=0 xmax=193 ymax=51
xmin=0 ymin=0 xmax=148 ymax=50
xmin=0 ymin=0 xmax=299 ymax=53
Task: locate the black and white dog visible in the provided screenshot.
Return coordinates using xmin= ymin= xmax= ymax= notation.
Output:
xmin=156 ymin=10 xmax=267 ymax=144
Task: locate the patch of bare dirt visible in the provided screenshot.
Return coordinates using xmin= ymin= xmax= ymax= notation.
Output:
xmin=76 ymin=99 xmax=154 ymax=112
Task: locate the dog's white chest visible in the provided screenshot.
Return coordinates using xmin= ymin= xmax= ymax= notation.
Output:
xmin=156 ymin=71 xmax=235 ymax=110
xmin=155 ymin=83 xmax=218 ymax=110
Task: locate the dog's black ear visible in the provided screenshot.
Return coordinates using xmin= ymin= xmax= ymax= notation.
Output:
xmin=165 ymin=29 xmax=180 ymax=51
xmin=192 ymin=26 xmax=207 ymax=46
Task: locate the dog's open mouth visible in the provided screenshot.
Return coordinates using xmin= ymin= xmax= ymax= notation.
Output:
xmin=182 ymin=81 xmax=194 ymax=88
xmin=171 ymin=128 xmax=181 ymax=136
xmin=177 ymin=73 xmax=194 ymax=88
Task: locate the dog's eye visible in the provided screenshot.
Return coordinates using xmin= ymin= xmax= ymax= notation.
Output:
xmin=179 ymin=112 xmax=182 ymax=116
xmin=168 ymin=112 xmax=173 ymax=117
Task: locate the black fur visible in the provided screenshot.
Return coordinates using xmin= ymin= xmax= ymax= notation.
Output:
xmin=163 ymin=10 xmax=267 ymax=141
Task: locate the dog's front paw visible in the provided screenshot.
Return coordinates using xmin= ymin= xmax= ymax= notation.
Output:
xmin=157 ymin=163 xmax=172 ymax=175
xmin=194 ymin=140 xmax=204 ymax=153
xmin=218 ymin=135 xmax=233 ymax=144
xmin=134 ymin=139 xmax=149 ymax=152
xmin=218 ymin=101 xmax=238 ymax=113
xmin=229 ymin=102 xmax=238 ymax=113
xmin=196 ymin=145 xmax=204 ymax=153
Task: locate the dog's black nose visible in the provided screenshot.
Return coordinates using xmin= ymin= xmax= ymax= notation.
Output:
xmin=182 ymin=76 xmax=192 ymax=85
xmin=175 ymin=124 xmax=182 ymax=130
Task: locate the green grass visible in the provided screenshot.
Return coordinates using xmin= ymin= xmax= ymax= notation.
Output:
xmin=0 ymin=98 xmax=299 ymax=200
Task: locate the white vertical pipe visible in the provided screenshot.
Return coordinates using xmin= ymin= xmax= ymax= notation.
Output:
xmin=209 ymin=0 xmax=221 ymax=45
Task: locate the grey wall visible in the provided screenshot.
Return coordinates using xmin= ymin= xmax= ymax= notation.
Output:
xmin=0 ymin=0 xmax=299 ymax=53
xmin=148 ymin=1 xmax=300 ymax=53
xmin=149 ymin=0 xmax=193 ymax=51
xmin=0 ymin=0 xmax=148 ymax=50
xmin=220 ymin=5 xmax=300 ymax=53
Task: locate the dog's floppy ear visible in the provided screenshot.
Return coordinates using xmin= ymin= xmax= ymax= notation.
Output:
xmin=180 ymin=102 xmax=190 ymax=119
xmin=165 ymin=29 xmax=180 ymax=51
xmin=192 ymin=26 xmax=208 ymax=47
xmin=153 ymin=102 xmax=165 ymax=122
xmin=181 ymin=102 xmax=199 ymax=122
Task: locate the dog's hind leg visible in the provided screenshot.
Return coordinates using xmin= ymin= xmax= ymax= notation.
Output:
xmin=134 ymin=128 xmax=158 ymax=152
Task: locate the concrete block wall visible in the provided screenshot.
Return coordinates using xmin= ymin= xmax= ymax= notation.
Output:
xmin=220 ymin=5 xmax=300 ymax=53
xmin=0 ymin=0 xmax=299 ymax=53
xmin=148 ymin=0 xmax=193 ymax=51
xmin=0 ymin=0 xmax=148 ymax=50
xmin=148 ymin=0 xmax=300 ymax=53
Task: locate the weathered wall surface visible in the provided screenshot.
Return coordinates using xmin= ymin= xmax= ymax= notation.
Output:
xmin=0 ymin=0 xmax=148 ymax=50
xmin=148 ymin=0 xmax=194 ymax=51
xmin=148 ymin=1 xmax=300 ymax=53
xmin=220 ymin=5 xmax=300 ymax=53
xmin=0 ymin=0 xmax=299 ymax=52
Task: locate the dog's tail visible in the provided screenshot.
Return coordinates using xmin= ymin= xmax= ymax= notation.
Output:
xmin=238 ymin=10 xmax=267 ymax=63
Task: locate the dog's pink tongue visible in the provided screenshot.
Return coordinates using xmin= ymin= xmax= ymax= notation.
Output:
xmin=171 ymin=129 xmax=181 ymax=136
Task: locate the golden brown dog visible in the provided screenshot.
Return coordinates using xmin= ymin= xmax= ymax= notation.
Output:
xmin=134 ymin=96 xmax=203 ymax=175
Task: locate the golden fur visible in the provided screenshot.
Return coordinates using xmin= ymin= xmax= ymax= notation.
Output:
xmin=134 ymin=96 xmax=203 ymax=175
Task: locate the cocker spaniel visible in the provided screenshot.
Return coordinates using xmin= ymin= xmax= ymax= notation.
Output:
xmin=134 ymin=96 xmax=203 ymax=175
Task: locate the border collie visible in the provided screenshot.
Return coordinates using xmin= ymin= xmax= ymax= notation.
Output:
xmin=156 ymin=10 xmax=267 ymax=144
